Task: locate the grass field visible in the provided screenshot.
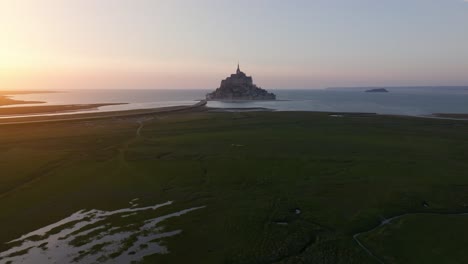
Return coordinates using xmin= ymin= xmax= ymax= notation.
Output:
xmin=0 ymin=110 xmax=468 ymax=263
xmin=360 ymin=213 xmax=468 ymax=263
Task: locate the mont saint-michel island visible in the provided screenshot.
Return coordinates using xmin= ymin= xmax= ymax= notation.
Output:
xmin=206 ymin=64 xmax=276 ymax=101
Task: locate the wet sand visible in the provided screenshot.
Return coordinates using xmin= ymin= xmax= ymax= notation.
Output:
xmin=0 ymin=100 xmax=207 ymax=125
xmin=0 ymin=91 xmax=55 ymax=106
xmin=0 ymin=103 xmax=125 ymax=116
xmin=0 ymin=95 xmax=43 ymax=107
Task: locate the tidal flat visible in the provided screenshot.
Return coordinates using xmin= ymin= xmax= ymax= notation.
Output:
xmin=0 ymin=110 xmax=468 ymax=263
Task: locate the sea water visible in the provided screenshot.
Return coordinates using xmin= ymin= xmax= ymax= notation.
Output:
xmin=4 ymin=87 xmax=468 ymax=116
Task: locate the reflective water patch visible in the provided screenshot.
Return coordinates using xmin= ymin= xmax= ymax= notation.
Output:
xmin=0 ymin=201 xmax=205 ymax=264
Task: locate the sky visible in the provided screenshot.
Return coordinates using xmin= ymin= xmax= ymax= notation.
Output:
xmin=0 ymin=0 xmax=468 ymax=90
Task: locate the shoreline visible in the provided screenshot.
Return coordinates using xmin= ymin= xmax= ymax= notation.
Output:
xmin=0 ymin=100 xmax=207 ymax=125
xmin=430 ymin=113 xmax=468 ymax=119
xmin=1 ymin=89 xmax=468 ymax=123
xmin=2 ymin=90 xmax=468 ymax=122
xmin=0 ymin=91 xmax=57 ymax=107
xmin=0 ymin=95 xmax=45 ymax=107
xmin=1 ymin=103 xmax=468 ymax=125
xmin=0 ymin=103 xmax=126 ymax=116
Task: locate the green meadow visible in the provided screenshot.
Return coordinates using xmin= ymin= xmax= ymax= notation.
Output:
xmin=1 ymin=110 xmax=468 ymax=263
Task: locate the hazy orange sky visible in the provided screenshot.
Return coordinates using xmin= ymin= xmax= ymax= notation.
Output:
xmin=1 ymin=0 xmax=468 ymax=90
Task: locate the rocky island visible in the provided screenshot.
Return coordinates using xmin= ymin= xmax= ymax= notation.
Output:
xmin=365 ymin=88 xmax=389 ymax=93
xmin=206 ymin=64 xmax=276 ymax=101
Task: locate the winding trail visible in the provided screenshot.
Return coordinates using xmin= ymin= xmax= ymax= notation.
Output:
xmin=136 ymin=117 xmax=153 ymax=137
xmin=119 ymin=115 xmax=158 ymax=168
xmin=136 ymin=121 xmax=144 ymax=137
xmin=353 ymin=211 xmax=468 ymax=263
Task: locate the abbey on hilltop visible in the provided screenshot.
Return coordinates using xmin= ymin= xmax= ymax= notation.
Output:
xmin=206 ymin=64 xmax=276 ymax=101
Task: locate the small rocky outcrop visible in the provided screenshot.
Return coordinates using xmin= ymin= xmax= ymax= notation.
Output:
xmin=365 ymin=88 xmax=389 ymax=93
xmin=206 ymin=64 xmax=276 ymax=101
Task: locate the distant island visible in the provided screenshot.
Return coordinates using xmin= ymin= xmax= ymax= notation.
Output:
xmin=206 ymin=64 xmax=276 ymax=101
xmin=365 ymin=88 xmax=389 ymax=93
xmin=327 ymin=86 xmax=468 ymax=92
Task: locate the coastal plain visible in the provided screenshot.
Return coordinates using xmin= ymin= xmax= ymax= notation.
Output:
xmin=1 ymin=109 xmax=468 ymax=263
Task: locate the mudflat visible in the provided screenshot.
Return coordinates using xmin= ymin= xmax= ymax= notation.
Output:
xmin=0 ymin=103 xmax=125 ymax=116
xmin=0 ymin=91 xmax=54 ymax=106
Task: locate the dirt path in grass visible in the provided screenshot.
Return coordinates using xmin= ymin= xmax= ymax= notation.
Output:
xmin=353 ymin=211 xmax=468 ymax=263
xmin=135 ymin=117 xmax=153 ymax=137
xmin=118 ymin=117 xmax=153 ymax=168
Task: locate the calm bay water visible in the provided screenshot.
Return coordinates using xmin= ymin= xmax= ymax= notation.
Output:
xmin=5 ymin=88 xmax=468 ymax=116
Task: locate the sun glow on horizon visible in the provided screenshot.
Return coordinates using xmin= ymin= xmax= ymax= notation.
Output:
xmin=1 ymin=0 xmax=468 ymax=90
